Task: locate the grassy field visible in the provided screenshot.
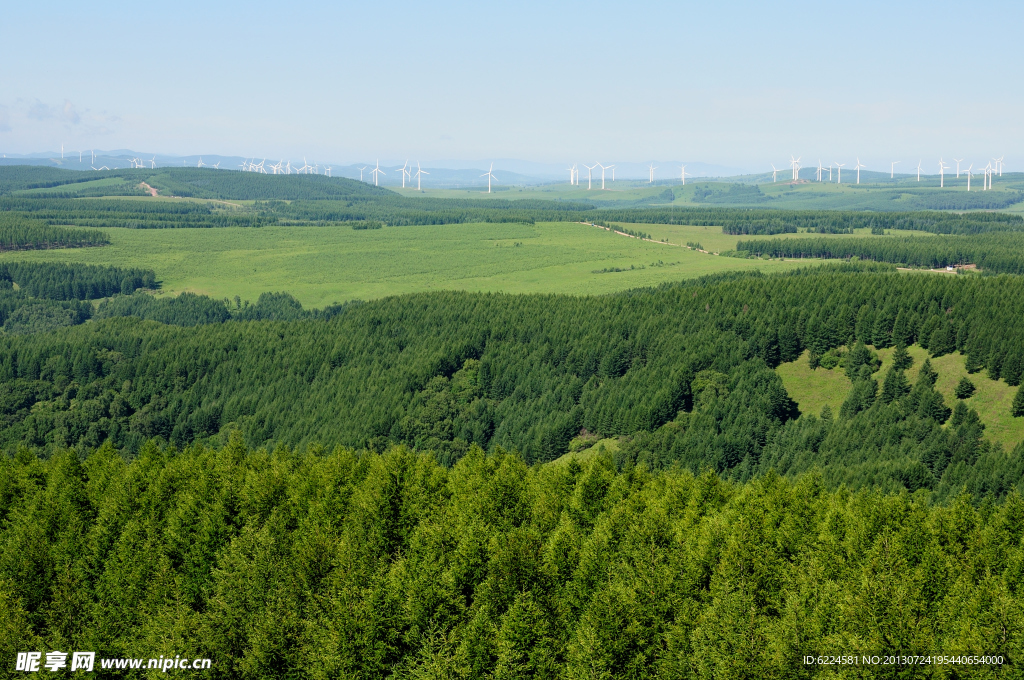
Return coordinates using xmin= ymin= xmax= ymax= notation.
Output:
xmin=0 ymin=221 xmax=814 ymax=307
xmin=776 ymin=350 xmax=854 ymax=418
xmin=777 ymin=345 xmax=1024 ymax=450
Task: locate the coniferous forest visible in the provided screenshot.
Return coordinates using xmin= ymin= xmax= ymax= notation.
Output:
xmin=1 ymin=167 xmax=1024 ymax=676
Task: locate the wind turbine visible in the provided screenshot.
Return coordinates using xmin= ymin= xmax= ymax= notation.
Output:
xmin=790 ymin=156 xmax=801 ymax=182
xmin=648 ymin=163 xmax=657 ymax=183
xmin=583 ymin=163 xmax=597 ymax=190
xmin=358 ymin=166 xmax=367 ymax=182
xmin=597 ymin=163 xmax=613 ymax=190
xmin=834 ymin=162 xmax=845 ymax=183
xmin=91 ymin=149 xmax=95 ymax=164
xmin=370 ymin=160 xmax=385 ymax=186
xmin=965 ymin=164 xmax=973 ymax=191
xmin=855 ymin=158 xmax=865 ymax=184
xmin=996 ymin=156 xmax=1004 ymax=176
xmin=890 ymin=161 xmax=900 ymax=178
xmin=567 ymin=164 xmax=575 ymax=184
xmin=680 ymin=164 xmax=691 ymax=185
xmin=238 ymin=160 xmax=248 ymax=170
xmin=816 ymin=160 xmax=824 ymax=182
xmin=399 ymin=160 xmax=410 ymax=188
xmin=771 ymin=164 xmax=779 ymax=182
xmin=916 ymin=160 xmax=922 ymax=182
xmin=953 ymin=158 xmax=963 ymax=178
xmin=149 ymin=157 xmax=156 ymax=169
xmin=414 ymin=162 xmax=428 ymax=190
xmin=212 ymin=162 xmax=220 ymax=169
xmin=197 ymin=157 xmax=205 ymax=168
xmin=481 ymin=163 xmax=497 ymax=193
xmin=324 ymin=165 xmax=331 ymax=177
xmin=78 ymin=150 xmax=82 ymax=162
xmin=938 ymin=158 xmax=948 ymax=188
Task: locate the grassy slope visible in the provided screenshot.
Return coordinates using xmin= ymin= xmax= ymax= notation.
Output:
xmin=0 ymin=221 xmax=812 ymax=307
xmin=777 ymin=345 xmax=1024 ymax=450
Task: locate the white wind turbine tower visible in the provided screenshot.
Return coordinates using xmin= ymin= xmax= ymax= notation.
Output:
xmin=680 ymin=165 xmax=691 ymax=185
xmin=358 ymin=166 xmax=367 ymax=182
xmin=770 ymin=164 xmax=779 ymax=182
xmin=324 ymin=166 xmax=331 ymax=177
xmin=790 ymin=156 xmax=801 ymax=182
xmin=996 ymin=156 xmax=1004 ymax=176
xmin=855 ymin=158 xmax=865 ymax=184
xmin=648 ymin=163 xmax=657 ymax=183
xmin=239 ymin=159 xmax=248 ymax=171
xmin=938 ymin=158 xmax=948 ymax=188
xmin=890 ymin=161 xmax=900 ymax=178
xmin=597 ymin=163 xmax=613 ymax=190
xmin=816 ymin=160 xmax=824 ymax=182
xmin=567 ymin=164 xmax=575 ymax=184
xmin=414 ymin=162 xmax=428 ymax=190
xmin=916 ymin=160 xmax=922 ymax=182
xmin=370 ymin=160 xmax=385 ymax=186
xmin=197 ymin=157 xmax=205 ymax=168
xmin=398 ymin=160 xmax=410 ymax=188
xmin=828 ymin=163 xmax=833 ymax=182
xmin=965 ymin=164 xmax=973 ymax=191
xmin=984 ymin=162 xmax=993 ymax=190
xmin=481 ymin=163 xmax=497 ymax=193
xmin=953 ymin=158 xmax=963 ymax=178
xmin=834 ymin=162 xmax=845 ymax=183
xmin=149 ymin=157 xmax=156 ymax=169
xmin=583 ymin=163 xmax=597 ymax=190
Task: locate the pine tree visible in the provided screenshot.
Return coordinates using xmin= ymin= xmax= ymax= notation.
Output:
xmin=891 ymin=343 xmax=913 ymax=371
xmin=1012 ymin=386 xmax=1024 ymax=418
xmin=918 ymin=358 xmax=938 ymax=386
xmin=954 ymin=377 xmax=976 ymax=400
xmin=880 ymin=369 xmax=911 ymax=404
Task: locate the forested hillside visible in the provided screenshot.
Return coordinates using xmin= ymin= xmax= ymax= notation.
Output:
xmin=1 ymin=443 xmax=1020 ymax=678
xmin=3 ymin=167 xmax=1022 ymax=236
xmin=0 ymin=265 xmax=1021 ymax=499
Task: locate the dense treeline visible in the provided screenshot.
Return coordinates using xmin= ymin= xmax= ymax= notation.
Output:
xmin=594 ymin=207 xmax=1023 ymax=235
xmin=0 ymin=266 xmax=1022 ymax=498
xmin=736 ymin=233 xmax=1024 ymax=275
xmin=1 ymin=443 xmax=1021 ymax=678
xmin=0 ymin=214 xmax=108 ymax=251
xmin=0 ymin=261 xmax=156 ymax=300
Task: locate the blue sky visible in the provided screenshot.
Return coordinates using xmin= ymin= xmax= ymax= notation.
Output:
xmin=1 ymin=0 xmax=1020 ymax=171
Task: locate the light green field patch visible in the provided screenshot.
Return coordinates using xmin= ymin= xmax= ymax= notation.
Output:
xmin=874 ymin=345 xmax=1024 ymax=450
xmin=13 ymin=176 xmax=132 ymax=195
xmin=0 ymin=221 xmax=813 ymax=307
xmin=776 ymin=350 xmax=852 ymax=418
xmin=549 ymin=438 xmax=620 ymax=466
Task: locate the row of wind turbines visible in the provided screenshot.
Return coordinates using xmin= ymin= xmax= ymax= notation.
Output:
xmin=565 ymin=162 xmax=693 ymax=190
xmin=772 ymin=156 xmax=1007 ymax=191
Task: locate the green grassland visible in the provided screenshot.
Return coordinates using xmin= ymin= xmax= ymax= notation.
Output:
xmin=778 ymin=345 xmax=1024 ymax=450
xmin=0 ymin=221 xmax=812 ymax=307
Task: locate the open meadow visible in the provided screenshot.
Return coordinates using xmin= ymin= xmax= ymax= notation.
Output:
xmin=0 ymin=221 xmax=814 ymax=306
